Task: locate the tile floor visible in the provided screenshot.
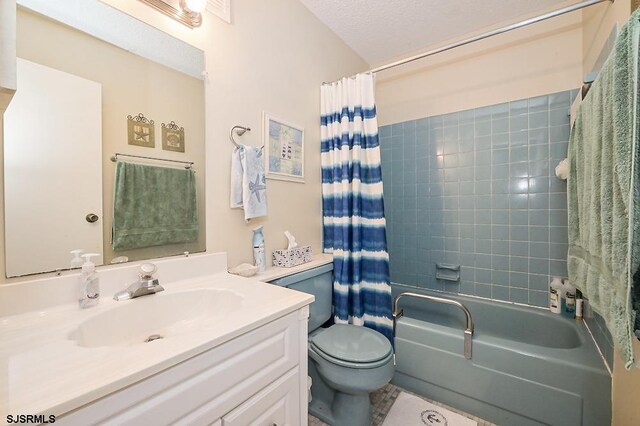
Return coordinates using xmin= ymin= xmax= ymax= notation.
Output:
xmin=308 ymin=383 xmax=496 ymax=426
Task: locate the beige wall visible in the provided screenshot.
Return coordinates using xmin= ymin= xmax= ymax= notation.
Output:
xmin=200 ymin=0 xmax=368 ymax=267
xmin=582 ymin=0 xmax=634 ymax=75
xmin=15 ymin=8 xmax=206 ymax=267
xmin=612 ymin=340 xmax=640 ymax=425
xmin=3 ymin=0 xmax=366 ymax=279
xmin=0 ymin=0 xmax=16 ymax=112
xmin=375 ymin=5 xmax=583 ymax=125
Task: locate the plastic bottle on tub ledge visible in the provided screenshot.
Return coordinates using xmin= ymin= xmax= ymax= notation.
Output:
xmin=252 ymin=225 xmax=266 ymax=273
xmin=549 ymin=276 xmax=563 ymax=314
xmin=564 ymin=279 xmax=576 ymax=315
xmin=575 ymin=289 xmax=584 ymax=320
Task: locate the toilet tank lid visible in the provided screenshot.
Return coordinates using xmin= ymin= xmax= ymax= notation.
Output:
xmin=310 ymin=324 xmax=392 ymax=363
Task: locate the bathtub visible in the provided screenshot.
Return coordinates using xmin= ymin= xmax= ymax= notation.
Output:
xmin=391 ymin=284 xmax=611 ymax=426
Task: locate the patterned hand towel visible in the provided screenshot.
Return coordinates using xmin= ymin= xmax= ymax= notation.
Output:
xmin=112 ymin=161 xmax=198 ymax=250
xmin=230 ymin=146 xmax=268 ymax=221
xmin=567 ymin=9 xmax=640 ymax=370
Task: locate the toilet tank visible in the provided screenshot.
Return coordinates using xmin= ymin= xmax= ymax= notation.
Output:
xmin=269 ymin=263 xmax=333 ymax=332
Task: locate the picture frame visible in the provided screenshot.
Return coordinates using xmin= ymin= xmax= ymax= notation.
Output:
xmin=161 ymin=121 xmax=185 ymax=153
xmin=263 ymin=112 xmax=304 ymax=183
xmin=127 ymin=113 xmax=155 ymax=148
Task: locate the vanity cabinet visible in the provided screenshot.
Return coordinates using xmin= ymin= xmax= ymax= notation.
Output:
xmin=56 ymin=309 xmax=309 ymax=426
xmin=221 ymin=368 xmax=300 ymax=425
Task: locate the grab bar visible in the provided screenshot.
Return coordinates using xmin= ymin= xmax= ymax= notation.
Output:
xmin=393 ymin=292 xmax=474 ymax=360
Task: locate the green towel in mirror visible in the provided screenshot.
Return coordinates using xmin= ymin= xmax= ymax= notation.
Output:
xmin=112 ymin=161 xmax=198 ymax=250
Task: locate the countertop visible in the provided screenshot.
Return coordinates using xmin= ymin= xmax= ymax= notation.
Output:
xmin=0 ymin=271 xmax=313 ymax=419
xmin=254 ymin=253 xmax=333 ymax=282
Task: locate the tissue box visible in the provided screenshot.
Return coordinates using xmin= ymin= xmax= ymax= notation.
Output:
xmin=272 ymin=245 xmax=313 ymax=268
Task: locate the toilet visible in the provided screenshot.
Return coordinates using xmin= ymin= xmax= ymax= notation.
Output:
xmin=270 ymin=264 xmax=394 ymax=426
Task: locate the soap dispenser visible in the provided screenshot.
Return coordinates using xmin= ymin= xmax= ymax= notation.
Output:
xmin=79 ymin=253 xmax=100 ymax=309
xmin=70 ymin=249 xmax=84 ymax=269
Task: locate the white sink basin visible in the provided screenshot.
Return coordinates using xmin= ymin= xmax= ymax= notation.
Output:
xmin=73 ymin=289 xmax=245 ymax=348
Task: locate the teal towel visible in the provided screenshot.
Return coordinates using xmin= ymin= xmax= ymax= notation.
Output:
xmin=568 ymin=9 xmax=640 ymax=370
xmin=112 ymin=161 xmax=198 ymax=250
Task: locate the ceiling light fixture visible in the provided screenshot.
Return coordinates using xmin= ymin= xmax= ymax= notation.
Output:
xmin=138 ymin=0 xmax=205 ymax=28
xmin=181 ymin=0 xmax=207 ymax=14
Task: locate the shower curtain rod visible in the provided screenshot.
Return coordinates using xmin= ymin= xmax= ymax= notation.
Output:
xmin=368 ymin=0 xmax=614 ymax=74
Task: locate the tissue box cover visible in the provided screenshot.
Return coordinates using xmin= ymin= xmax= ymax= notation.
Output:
xmin=272 ymin=245 xmax=313 ymax=267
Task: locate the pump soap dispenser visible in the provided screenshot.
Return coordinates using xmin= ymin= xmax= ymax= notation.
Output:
xmin=70 ymin=249 xmax=84 ymax=269
xmin=79 ymin=253 xmax=100 ymax=309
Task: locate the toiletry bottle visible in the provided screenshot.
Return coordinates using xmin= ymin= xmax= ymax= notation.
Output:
xmin=70 ymin=249 xmax=84 ymax=269
xmin=79 ymin=253 xmax=100 ymax=309
xmin=253 ymin=225 xmax=266 ymax=273
xmin=564 ymin=280 xmax=576 ymax=315
xmin=549 ymin=277 xmax=562 ymax=314
xmin=575 ymin=289 xmax=584 ymax=320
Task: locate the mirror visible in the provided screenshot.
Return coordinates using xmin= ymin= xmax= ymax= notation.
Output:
xmin=3 ymin=1 xmax=206 ymax=277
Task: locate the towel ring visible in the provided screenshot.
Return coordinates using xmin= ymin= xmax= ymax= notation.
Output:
xmin=230 ymin=125 xmax=264 ymax=150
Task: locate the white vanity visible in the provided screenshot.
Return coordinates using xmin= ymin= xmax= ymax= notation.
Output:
xmin=0 ymin=253 xmax=313 ymax=425
xmin=0 ymin=2 xmax=316 ymax=424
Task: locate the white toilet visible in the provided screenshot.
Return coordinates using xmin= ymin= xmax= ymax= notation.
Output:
xmin=270 ymin=264 xmax=394 ymax=426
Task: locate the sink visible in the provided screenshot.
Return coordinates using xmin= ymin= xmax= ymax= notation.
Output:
xmin=73 ymin=289 xmax=245 ymax=348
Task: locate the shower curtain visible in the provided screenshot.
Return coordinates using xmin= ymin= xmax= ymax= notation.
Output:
xmin=320 ymin=73 xmax=393 ymax=343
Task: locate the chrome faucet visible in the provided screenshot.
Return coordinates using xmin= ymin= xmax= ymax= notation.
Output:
xmin=113 ymin=263 xmax=164 ymax=301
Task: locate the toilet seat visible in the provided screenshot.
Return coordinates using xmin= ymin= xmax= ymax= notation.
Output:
xmin=309 ymin=324 xmax=393 ymax=369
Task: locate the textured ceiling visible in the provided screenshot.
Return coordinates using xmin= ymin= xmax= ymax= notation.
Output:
xmin=298 ymin=0 xmax=571 ymax=64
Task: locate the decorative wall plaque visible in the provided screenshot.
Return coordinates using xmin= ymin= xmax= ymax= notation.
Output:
xmin=161 ymin=121 xmax=185 ymax=153
xmin=127 ymin=113 xmax=155 ymax=148
xmin=263 ymin=113 xmax=304 ymax=183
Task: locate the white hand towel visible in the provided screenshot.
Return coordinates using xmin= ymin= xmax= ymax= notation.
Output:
xmin=230 ymin=146 xmax=267 ymax=221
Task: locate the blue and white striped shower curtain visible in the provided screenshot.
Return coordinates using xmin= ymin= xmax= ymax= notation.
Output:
xmin=320 ymin=73 xmax=393 ymax=343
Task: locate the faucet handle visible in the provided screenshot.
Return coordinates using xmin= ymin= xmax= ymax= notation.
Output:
xmin=139 ymin=263 xmax=157 ymax=279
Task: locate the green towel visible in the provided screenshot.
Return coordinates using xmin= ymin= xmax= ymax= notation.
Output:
xmin=112 ymin=161 xmax=198 ymax=250
xmin=568 ymin=9 xmax=640 ymax=370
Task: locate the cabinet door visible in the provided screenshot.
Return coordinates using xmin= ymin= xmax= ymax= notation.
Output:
xmin=57 ymin=311 xmax=302 ymax=426
xmin=222 ymin=368 xmax=300 ymax=426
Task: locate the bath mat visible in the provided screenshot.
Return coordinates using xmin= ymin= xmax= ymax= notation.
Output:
xmin=382 ymin=392 xmax=477 ymax=426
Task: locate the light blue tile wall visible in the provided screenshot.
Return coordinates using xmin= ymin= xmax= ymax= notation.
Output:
xmin=380 ymin=89 xmax=577 ymax=307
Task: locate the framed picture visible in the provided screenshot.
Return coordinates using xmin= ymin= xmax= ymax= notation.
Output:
xmin=127 ymin=113 xmax=155 ymax=148
xmin=162 ymin=121 xmax=185 ymax=153
xmin=263 ymin=113 xmax=304 ymax=183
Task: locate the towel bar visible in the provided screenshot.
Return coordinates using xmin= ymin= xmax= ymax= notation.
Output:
xmin=111 ymin=153 xmax=194 ymax=169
